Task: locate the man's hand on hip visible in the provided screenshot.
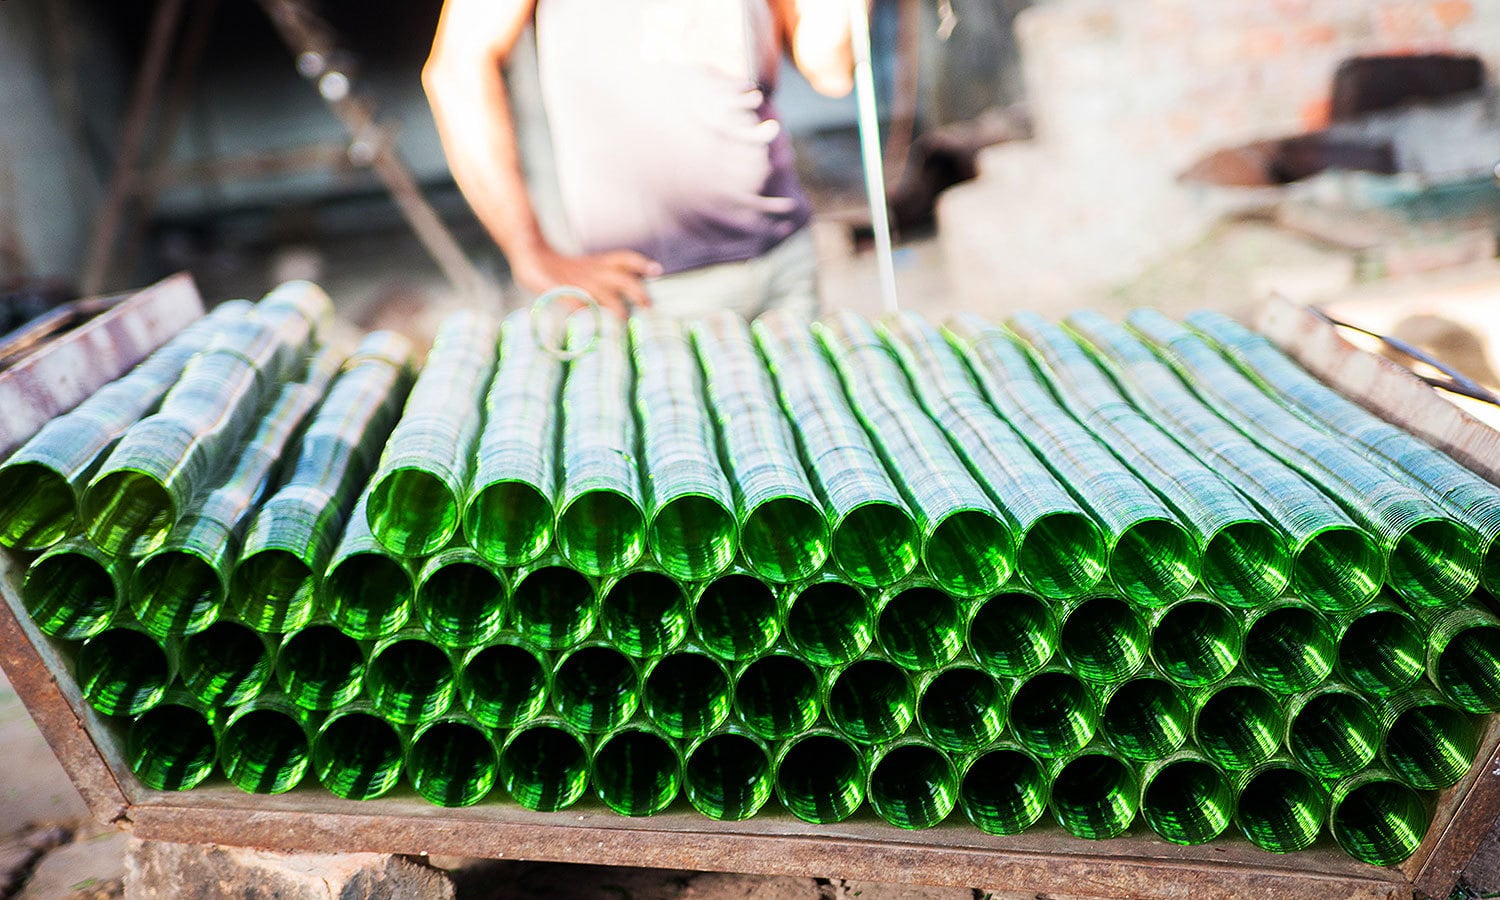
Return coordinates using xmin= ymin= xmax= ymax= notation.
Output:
xmin=516 ymin=248 xmax=663 ymax=317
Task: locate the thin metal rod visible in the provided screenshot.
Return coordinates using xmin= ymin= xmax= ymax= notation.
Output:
xmin=848 ymin=0 xmax=899 ymax=314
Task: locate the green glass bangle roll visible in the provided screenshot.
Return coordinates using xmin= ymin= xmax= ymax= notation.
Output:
xmin=76 ymin=622 xmax=172 ymax=716
xmin=127 ymin=691 xmax=221 ymax=791
xmin=946 ymin=314 xmax=1199 ymax=607
xmin=879 ymin=312 xmax=1107 ymax=600
xmin=966 ymin=590 xmax=1058 ymax=678
xmin=817 ymin=313 xmax=1014 ymax=598
xmin=1378 ymin=686 xmax=1478 ymax=790
xmin=1328 ymin=769 xmax=1429 ymax=866
xmin=642 ymin=646 xmax=732 ymax=740
xmin=1422 ymin=603 xmax=1500 ymax=713
xmin=690 ymin=312 xmax=830 ymax=584
xmin=1065 ymin=311 xmax=1384 ymax=611
xmin=1007 ymin=666 xmax=1098 ymax=758
xmin=753 ymin=312 xmax=918 ymax=588
xmin=867 ymin=737 xmax=958 ymax=829
xmin=774 ymin=728 xmax=866 ymax=824
xmin=1047 ymin=742 xmax=1139 ymax=840
xmin=825 ymin=653 xmax=916 ymax=745
xmin=365 ymin=630 xmax=457 ymax=725
xmin=1137 ymin=749 xmax=1233 ymax=845
xmin=684 ymin=725 xmax=774 ymax=821
xmin=275 ymin=621 xmax=365 ymax=711
xmin=367 ymin=311 xmax=495 ymax=558
xmin=875 ymin=579 xmax=965 ymax=672
xmin=1191 ymin=675 xmax=1282 ymax=771
xmin=1055 ymin=594 xmax=1148 ymax=686
xmin=732 ymin=649 xmax=822 ymax=740
xmin=508 ymin=556 xmax=598 ymax=651
xmin=1233 ymin=757 xmax=1327 ymax=853
xmin=552 ymin=641 xmax=640 ymax=734
xmin=1332 ymin=597 xmax=1425 ymax=697
xmin=322 ymin=491 xmax=415 ymax=640
xmin=1284 ymin=681 xmax=1380 ymax=779
xmin=414 ymin=547 xmax=508 ymax=649
xmin=1147 ymin=595 xmax=1241 ymax=688
xmin=219 ymin=694 xmax=317 ymax=795
xmin=499 ymin=717 xmax=591 ymax=812
xmin=599 ymin=566 xmax=690 ymax=660
xmin=1096 ymin=674 xmax=1191 ymax=761
xmin=783 ymin=571 xmax=874 ymax=667
xmin=176 ymin=620 xmax=275 ymax=707
xmin=464 ymin=309 xmax=563 ymax=567
xmin=407 ymin=714 xmax=498 ymax=808
xmin=313 ymin=704 xmax=406 ymax=800
xmin=691 ymin=567 xmax=782 ymax=662
xmin=1241 ymin=598 xmax=1336 ymax=695
xmin=0 ymin=299 xmax=253 ymax=551
xmin=555 ymin=311 xmax=647 ymax=577
xmin=958 ymin=743 xmax=1049 ymax=835
xmin=459 ymin=635 xmax=550 ymax=729
xmin=23 ymin=537 xmax=124 ymax=640
xmin=915 ymin=663 xmax=1005 ymax=753
xmin=592 ymin=723 xmax=682 ymax=816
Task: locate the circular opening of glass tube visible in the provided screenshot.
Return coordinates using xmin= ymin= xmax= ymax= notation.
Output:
xmin=593 ymin=728 xmax=682 ymax=817
xmin=1100 ymin=677 xmax=1190 ymax=761
xmin=1059 ymin=596 xmax=1147 ymax=685
xmin=1194 ymin=683 xmax=1280 ymax=771
xmin=1243 ymin=603 xmax=1334 ymax=694
xmin=1008 ymin=670 xmax=1096 ymax=758
xmin=1338 ymin=608 xmax=1424 ymax=697
xmin=960 ymin=746 xmax=1048 ymax=835
xmin=461 ymin=641 xmax=549 ymax=729
xmin=877 ymin=585 xmax=964 ymax=671
xmin=643 ymin=651 xmax=731 ymax=740
xmin=275 ymin=626 xmax=365 ymax=711
xmin=601 ymin=570 xmax=689 ymax=659
xmin=132 ymin=550 xmax=223 ymax=637
xmin=740 ymin=497 xmax=828 ymax=584
xmin=313 ymin=711 xmax=404 ymax=800
xmin=1383 ymin=699 xmax=1478 ymax=790
xmin=784 ymin=579 xmax=874 ymax=667
xmin=826 ymin=658 xmax=915 ymax=745
xmin=1049 ymin=751 xmax=1138 ymax=840
xmin=1107 ymin=518 xmax=1199 ymax=607
xmin=1016 ymin=511 xmax=1107 ymax=600
xmin=557 ymin=489 xmax=645 ymax=577
xmin=367 ymin=639 xmax=457 ymax=725
xmin=830 ymin=501 xmax=919 ymax=588
xmin=917 ymin=665 xmax=1004 ymax=752
xmin=179 ymin=621 xmax=273 ymax=707
xmin=868 ymin=742 xmax=957 ymax=830
xmin=1329 ymin=774 xmax=1429 ymax=867
xmin=417 ymin=557 xmax=507 ymax=649
xmin=922 ymin=510 xmax=1012 ymax=599
xmin=465 ymin=480 xmax=553 ymax=567
xmin=0 ymin=462 xmax=74 ymax=549
xmin=501 ymin=722 xmax=591 ymax=811
xmin=967 ymin=592 xmax=1057 ymax=678
xmin=775 ymin=732 xmax=865 ymax=824
xmin=684 ymin=730 xmax=772 ymax=821
xmin=23 ymin=548 xmax=117 ymax=640
xmin=325 ymin=551 xmax=413 ymax=640
xmin=408 ymin=720 xmax=497 ymax=808
xmin=1140 ymin=756 xmax=1233 ymax=845
xmin=1294 ymin=525 xmax=1383 ymax=612
xmin=1388 ymin=519 xmax=1481 ymax=607
xmin=232 ymin=549 xmax=316 ymax=634
xmin=1200 ymin=521 xmax=1290 ymax=608
xmin=693 ymin=573 xmax=780 ymax=661
xmin=649 ymin=495 xmax=738 ymax=582
xmin=128 ymin=702 xmax=217 ymax=791
xmin=553 ymin=644 xmax=639 ymax=734
xmin=366 ymin=467 xmax=459 ymax=558
xmin=220 ymin=707 xmax=310 ymax=794
xmin=734 ymin=653 xmax=820 ymax=740
xmin=510 ymin=565 xmax=597 ymax=651
xmin=1433 ymin=619 xmax=1500 ymax=713
xmin=1150 ymin=599 xmax=1240 ymax=688
xmin=1235 ymin=761 xmax=1326 ymax=853
xmin=83 ymin=470 xmax=174 ymax=556
xmin=77 ymin=629 xmax=171 ymax=717
xmin=1287 ymin=688 xmax=1379 ymax=780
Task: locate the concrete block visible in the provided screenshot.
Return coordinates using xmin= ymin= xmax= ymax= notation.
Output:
xmin=17 ymin=824 xmax=127 ymax=900
xmin=123 ymin=841 xmax=454 ymax=900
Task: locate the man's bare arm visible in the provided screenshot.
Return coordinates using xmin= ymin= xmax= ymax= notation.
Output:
xmin=423 ymin=0 xmax=658 ymax=313
xmin=775 ymin=0 xmax=856 ymax=98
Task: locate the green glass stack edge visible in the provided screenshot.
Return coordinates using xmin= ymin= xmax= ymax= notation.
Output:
xmin=22 ymin=537 xmax=125 ymax=640
xmin=323 ymin=491 xmax=417 ymax=639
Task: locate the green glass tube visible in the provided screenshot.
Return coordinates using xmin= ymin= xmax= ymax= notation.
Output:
xmin=275 ymin=621 xmax=366 ymax=711
xmin=732 ymin=649 xmax=821 ymax=740
xmin=1129 ymin=309 xmax=1481 ymax=608
xmin=879 ymin=312 xmax=1108 ymax=600
xmin=413 ymin=547 xmax=508 ymax=649
xmin=176 ymin=620 xmax=275 ymax=707
xmin=1191 ymin=676 xmax=1282 ymax=771
xmin=83 ymin=288 xmax=328 ymax=556
xmin=690 ymin=313 xmax=830 ymax=584
xmin=131 ymin=343 xmax=350 ymax=638
xmin=1007 ymin=666 xmax=1098 ymax=758
xmin=1137 ymin=749 xmax=1233 ymax=845
xmin=1147 ymin=596 xmax=1241 ymax=688
xmin=1067 ymin=311 xmax=1383 ymax=612
xmin=127 ymin=692 xmax=221 ymax=791
xmin=1328 ymin=769 xmax=1430 ymax=866
xmin=752 ymin=312 xmax=919 ymax=588
xmin=499 ymin=717 xmax=591 ymax=812
xmin=1423 ymin=604 xmax=1500 ymax=713
xmin=642 ymin=647 xmax=732 ymax=740
xmin=966 ymin=590 xmax=1058 ymax=678
xmin=916 ymin=664 xmax=1006 ymax=753
xmin=816 ymin=313 xmax=1014 ymax=598
xmin=407 ymin=715 xmax=499 ymax=807
xmin=629 ymin=313 xmax=740 ymax=581
xmin=1047 ymin=742 xmax=1139 ymax=840
xmin=683 ymin=725 xmax=774 ymax=821
xmin=691 ymin=568 xmax=782 ymax=662
xmin=1190 ymin=310 xmax=1500 ymax=599
xmin=556 ymin=311 xmax=647 ymax=577
xmin=825 ymin=655 xmax=916 ymax=745
xmin=312 ymin=704 xmax=405 ymax=800
xmin=366 ymin=631 xmax=457 ymax=725
xmin=867 ymin=738 xmax=958 ymax=829
xmin=0 ymin=299 xmax=253 ymax=551
xmin=1233 ymin=757 xmax=1327 ymax=853
xmin=957 ymin=743 xmax=1049 ymax=835
xmin=322 ymin=491 xmax=416 ymax=640
xmin=600 ymin=567 xmax=689 ymax=660
xmin=875 ymin=580 xmax=965 ymax=671
xmin=22 ymin=537 xmax=124 ymax=640
xmin=509 ymin=558 xmax=598 ymax=651
xmin=367 ymin=310 xmax=495 ymax=558
xmin=783 ymin=572 xmax=874 ymax=667
xmin=1241 ymin=598 xmax=1336 ymax=694
xmin=1056 ymin=594 xmax=1148 ymax=686
xmin=946 ymin=314 xmax=1199 ymax=607
xmin=774 ymin=729 xmax=866 ymax=824
xmin=76 ymin=622 xmax=172 ymax=716
xmin=552 ymin=641 xmax=640 ymax=734
xmin=1379 ymin=687 xmax=1479 ymax=791
xmin=219 ymin=694 xmax=317 ymax=794
xmin=1284 ymin=681 xmax=1374 ymax=780
xmin=464 ymin=308 xmax=563 ymax=567
xmin=1097 ymin=675 xmax=1191 ymax=761
xmin=1010 ymin=312 xmax=1290 ymax=607
xmin=1332 ymin=597 xmax=1425 ymax=697
xmin=459 ymin=636 xmax=550 ymax=729
xmin=592 ymin=723 xmax=683 ymax=816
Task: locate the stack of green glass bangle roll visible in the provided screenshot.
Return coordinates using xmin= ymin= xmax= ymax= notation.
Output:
xmin=6 ymin=283 xmax=1500 ymax=870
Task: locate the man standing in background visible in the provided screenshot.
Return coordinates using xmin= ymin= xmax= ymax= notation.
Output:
xmin=422 ymin=0 xmax=855 ymax=319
